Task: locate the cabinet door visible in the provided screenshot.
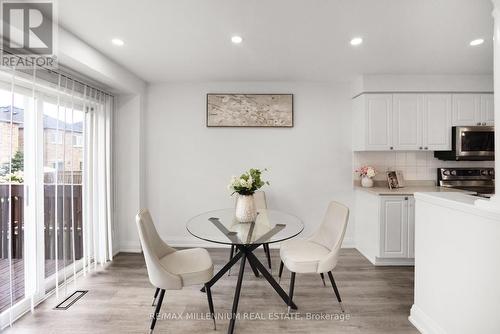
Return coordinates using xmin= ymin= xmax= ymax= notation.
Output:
xmin=407 ymin=196 xmax=415 ymax=258
xmin=480 ymin=94 xmax=494 ymax=125
xmin=366 ymin=94 xmax=393 ymax=150
xmin=380 ymin=196 xmax=408 ymax=258
xmin=452 ymin=94 xmax=480 ymax=126
xmin=423 ymin=94 xmax=452 ymax=151
xmin=393 ymin=94 xmax=423 ymax=150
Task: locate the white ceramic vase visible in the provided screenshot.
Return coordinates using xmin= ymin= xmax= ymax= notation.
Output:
xmin=235 ymin=194 xmax=257 ymax=223
xmin=361 ymin=176 xmax=374 ymax=188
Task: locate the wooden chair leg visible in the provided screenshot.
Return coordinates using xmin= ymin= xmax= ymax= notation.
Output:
xmin=327 ymin=271 xmax=345 ymax=313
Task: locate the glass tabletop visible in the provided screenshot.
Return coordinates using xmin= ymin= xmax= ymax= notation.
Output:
xmin=186 ymin=209 xmax=304 ymax=245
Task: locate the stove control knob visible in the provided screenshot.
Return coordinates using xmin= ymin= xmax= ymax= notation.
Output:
xmin=450 ymin=170 xmax=457 ymax=176
xmin=489 ymin=170 xmax=495 ymax=176
xmin=481 ymin=170 xmax=488 ymax=176
xmin=443 ymin=170 xmax=450 ymax=176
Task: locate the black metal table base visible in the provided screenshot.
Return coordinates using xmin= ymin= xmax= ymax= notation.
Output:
xmin=203 ymin=244 xmax=297 ymax=334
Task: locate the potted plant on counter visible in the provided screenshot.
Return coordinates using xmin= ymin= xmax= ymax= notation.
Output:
xmin=355 ymin=166 xmax=376 ymax=188
xmin=228 ymin=168 xmax=269 ymax=223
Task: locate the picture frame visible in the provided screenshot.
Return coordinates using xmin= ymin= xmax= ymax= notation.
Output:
xmin=387 ymin=171 xmax=400 ymax=189
xmin=206 ymin=93 xmax=294 ymax=127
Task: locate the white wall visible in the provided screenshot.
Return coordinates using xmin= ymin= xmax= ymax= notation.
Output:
xmin=134 ymin=82 xmax=354 ymax=250
xmin=114 ymin=94 xmax=146 ymax=252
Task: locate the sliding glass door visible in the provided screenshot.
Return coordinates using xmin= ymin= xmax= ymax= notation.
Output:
xmin=43 ymin=99 xmax=85 ymax=285
xmin=0 ymin=88 xmax=29 ymax=314
xmin=0 ymin=67 xmax=113 ymax=329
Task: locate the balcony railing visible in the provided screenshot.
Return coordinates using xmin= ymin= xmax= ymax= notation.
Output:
xmin=0 ymin=183 xmax=83 ymax=313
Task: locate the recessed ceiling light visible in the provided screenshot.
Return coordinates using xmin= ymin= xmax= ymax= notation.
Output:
xmin=350 ymin=37 xmax=363 ymax=46
xmin=469 ymin=38 xmax=484 ymax=46
xmin=111 ymin=38 xmax=124 ymax=46
xmin=231 ymin=35 xmax=243 ymax=44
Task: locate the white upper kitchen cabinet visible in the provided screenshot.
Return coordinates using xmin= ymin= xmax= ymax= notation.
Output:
xmin=422 ymin=94 xmax=452 ymax=151
xmin=480 ymin=94 xmax=494 ymax=125
xmin=451 ymin=93 xmax=494 ymax=126
xmin=452 ymin=94 xmax=480 ymax=126
xmin=352 ymin=94 xmax=393 ymax=151
xmin=392 ymin=94 xmax=423 ymax=150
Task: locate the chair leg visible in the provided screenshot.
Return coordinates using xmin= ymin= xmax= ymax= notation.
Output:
xmin=264 ymin=244 xmax=272 ymax=271
xmin=327 ymin=271 xmax=345 ymax=313
xmin=152 ymin=287 xmax=160 ymax=306
xmin=228 ymin=245 xmax=235 ymax=276
xmin=278 ymin=261 xmax=284 ymax=284
xmin=320 ymin=273 xmax=326 ymax=287
xmin=205 ymin=283 xmax=216 ymax=330
xmin=150 ymin=289 xmax=165 ymax=333
xmin=287 ymin=272 xmax=296 ymax=313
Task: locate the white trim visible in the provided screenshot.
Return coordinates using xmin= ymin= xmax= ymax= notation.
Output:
xmin=373 ymin=256 xmax=414 ymax=266
xmin=409 ymin=304 xmax=447 ymax=334
xmin=356 ymin=246 xmax=414 ymax=266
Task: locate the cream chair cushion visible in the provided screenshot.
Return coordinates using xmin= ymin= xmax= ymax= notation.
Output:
xmin=280 ymin=240 xmax=330 ymax=273
xmin=159 ymin=248 xmax=213 ymax=286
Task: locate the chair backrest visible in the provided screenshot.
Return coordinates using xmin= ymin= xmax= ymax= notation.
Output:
xmin=309 ymin=201 xmax=349 ymax=251
xmin=254 ymin=191 xmax=268 ymax=210
xmin=136 ymin=209 xmax=181 ymax=289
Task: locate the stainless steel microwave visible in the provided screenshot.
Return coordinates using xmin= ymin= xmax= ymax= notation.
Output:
xmin=434 ymin=126 xmax=494 ymax=161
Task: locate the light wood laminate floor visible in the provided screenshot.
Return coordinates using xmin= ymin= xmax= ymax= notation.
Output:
xmin=4 ymin=248 xmax=418 ymax=333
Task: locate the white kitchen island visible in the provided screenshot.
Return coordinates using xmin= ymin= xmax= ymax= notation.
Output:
xmin=409 ymin=192 xmax=500 ymax=334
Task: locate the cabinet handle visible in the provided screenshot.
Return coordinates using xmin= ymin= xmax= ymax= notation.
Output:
xmin=390 ymin=146 xmax=394 ymax=150
xmin=477 ymin=122 xmax=481 ymax=125
xmin=404 ymin=197 xmax=408 ymax=200
xmin=424 ymin=147 xmax=428 ymax=150
xmin=419 ymin=147 xmax=423 ymax=150
xmin=482 ymin=122 xmax=486 ymax=126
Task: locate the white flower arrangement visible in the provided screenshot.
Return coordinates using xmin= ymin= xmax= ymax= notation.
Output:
xmin=228 ymin=168 xmax=269 ymax=196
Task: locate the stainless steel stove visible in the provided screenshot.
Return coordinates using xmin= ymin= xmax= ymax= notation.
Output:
xmin=437 ymin=167 xmax=495 ymax=198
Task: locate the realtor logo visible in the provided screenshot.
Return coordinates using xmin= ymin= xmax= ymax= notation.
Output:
xmin=1 ymin=0 xmax=57 ymax=68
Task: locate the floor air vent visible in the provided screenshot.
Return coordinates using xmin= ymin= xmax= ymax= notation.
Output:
xmin=54 ymin=290 xmax=88 ymax=310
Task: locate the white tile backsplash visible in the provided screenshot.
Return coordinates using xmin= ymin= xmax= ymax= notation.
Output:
xmin=353 ymin=151 xmax=494 ymax=182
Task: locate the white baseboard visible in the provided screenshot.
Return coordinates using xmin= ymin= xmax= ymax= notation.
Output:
xmin=409 ymin=304 xmax=446 ymax=334
xmin=374 ymin=256 xmax=414 ymax=266
xmin=119 ymin=235 xmax=356 ymax=253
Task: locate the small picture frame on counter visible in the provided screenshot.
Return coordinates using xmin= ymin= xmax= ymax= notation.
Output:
xmin=387 ymin=170 xmax=404 ymax=189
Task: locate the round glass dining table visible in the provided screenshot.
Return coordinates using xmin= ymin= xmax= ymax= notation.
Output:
xmin=186 ymin=208 xmax=304 ymax=334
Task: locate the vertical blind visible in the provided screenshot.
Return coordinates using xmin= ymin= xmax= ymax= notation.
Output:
xmin=0 ymin=62 xmax=113 ymax=328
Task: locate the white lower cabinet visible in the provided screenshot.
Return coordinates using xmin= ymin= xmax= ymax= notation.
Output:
xmin=355 ymin=190 xmax=415 ymax=266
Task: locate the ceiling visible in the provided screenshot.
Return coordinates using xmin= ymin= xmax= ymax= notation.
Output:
xmin=58 ymin=0 xmax=494 ymax=83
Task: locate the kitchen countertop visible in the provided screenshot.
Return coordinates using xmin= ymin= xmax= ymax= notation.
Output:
xmin=354 ymin=185 xmax=471 ymax=196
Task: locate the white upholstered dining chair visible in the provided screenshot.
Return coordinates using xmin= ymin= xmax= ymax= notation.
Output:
xmin=278 ymin=201 xmax=349 ymax=313
xmin=136 ymin=209 xmax=215 ymax=333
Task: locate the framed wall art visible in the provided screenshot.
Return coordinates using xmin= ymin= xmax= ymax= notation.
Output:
xmin=206 ymin=93 xmax=293 ymax=127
